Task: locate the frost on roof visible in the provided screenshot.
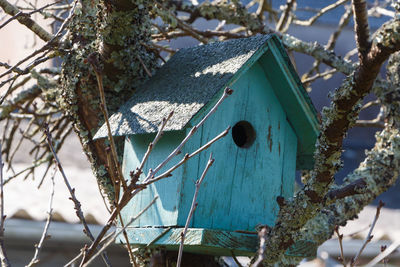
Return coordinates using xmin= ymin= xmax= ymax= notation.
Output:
xmin=94 ymin=34 xmax=272 ymax=138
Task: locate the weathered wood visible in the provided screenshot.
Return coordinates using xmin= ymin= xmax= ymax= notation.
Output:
xmin=114 ymin=35 xmax=320 ymax=256
xmin=122 ymin=131 xmax=185 ymax=227
xmin=259 ymin=40 xmax=319 ymax=169
xmin=117 ymin=228 xmax=258 ymax=256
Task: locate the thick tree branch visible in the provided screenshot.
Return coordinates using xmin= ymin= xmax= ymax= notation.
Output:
xmin=271 ymin=50 xmax=400 ymax=266
xmin=282 ymin=34 xmax=355 ymax=74
xmin=164 ymin=0 xmax=264 ymax=33
xmin=352 ymin=0 xmax=371 ymax=60
xmin=261 ymin=17 xmax=400 ymax=265
xmin=0 ymin=85 xmax=41 ymax=119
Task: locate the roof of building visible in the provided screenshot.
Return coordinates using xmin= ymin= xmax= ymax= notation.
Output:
xmin=95 ymin=34 xmax=318 ymax=143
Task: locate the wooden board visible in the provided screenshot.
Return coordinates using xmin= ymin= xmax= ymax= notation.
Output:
xmin=117 ymin=227 xmax=258 ymax=256
xmin=177 ymin=62 xmax=297 ymax=232
xmin=122 ymin=131 xmax=185 ymax=227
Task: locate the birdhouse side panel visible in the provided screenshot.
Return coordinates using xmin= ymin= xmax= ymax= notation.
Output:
xmin=122 ymin=131 xmax=186 ymax=227
xmin=177 ymin=61 xmax=294 ymax=232
xmin=258 ymin=43 xmax=318 ymax=169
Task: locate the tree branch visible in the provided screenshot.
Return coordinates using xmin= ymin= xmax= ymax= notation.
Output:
xmin=352 ymin=0 xmax=371 ymax=60
xmin=293 ymin=0 xmax=349 ymax=26
xmin=261 ymin=17 xmax=400 ymax=265
xmin=324 ymin=178 xmax=367 ymax=203
xmin=177 ymin=154 xmax=214 ymax=267
xmin=0 ymin=143 xmax=10 ymax=267
xmin=0 ymin=0 xmax=52 ymax=41
xmin=270 ymin=50 xmax=400 ymax=266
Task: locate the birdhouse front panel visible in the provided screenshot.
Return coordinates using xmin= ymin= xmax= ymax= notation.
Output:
xmin=177 ymin=61 xmax=298 ymax=232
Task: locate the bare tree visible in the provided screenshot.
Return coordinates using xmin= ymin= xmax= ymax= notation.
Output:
xmin=1 ymin=0 xmax=400 ymax=266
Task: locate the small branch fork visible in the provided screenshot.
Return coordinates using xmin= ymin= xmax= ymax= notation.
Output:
xmin=26 ymin=165 xmax=56 ymax=267
xmin=350 ymin=201 xmax=385 ymax=266
xmin=293 ymin=0 xmax=349 ymax=26
xmin=177 ymin=154 xmax=215 ymax=267
xmin=80 ymin=196 xmax=159 ymax=267
xmin=335 ymin=226 xmax=346 ymax=266
xmin=43 ymin=124 xmax=111 ymax=267
xmin=0 ymin=0 xmax=78 ymax=91
xmin=78 ymin=87 xmax=233 ymax=265
xmin=0 ymin=0 xmax=52 ymax=41
xmin=0 ymin=143 xmax=10 ymax=267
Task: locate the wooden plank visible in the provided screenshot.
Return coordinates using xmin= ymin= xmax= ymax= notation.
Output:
xmin=122 ymin=131 xmax=185 ymax=227
xmin=281 ymin=121 xmax=297 ymax=199
xmin=177 ymin=62 xmax=289 ymax=232
xmin=117 ymin=227 xmax=258 ymax=256
xmin=177 ymin=125 xmax=204 ymax=227
xmin=259 ymin=46 xmax=319 ymax=169
xmin=228 ymin=62 xmax=287 ymax=231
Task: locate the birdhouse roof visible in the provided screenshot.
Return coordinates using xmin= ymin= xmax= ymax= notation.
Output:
xmin=94 ymin=34 xmax=319 ymax=167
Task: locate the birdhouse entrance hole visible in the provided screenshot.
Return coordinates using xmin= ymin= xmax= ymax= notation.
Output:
xmin=232 ymin=121 xmax=256 ymax=148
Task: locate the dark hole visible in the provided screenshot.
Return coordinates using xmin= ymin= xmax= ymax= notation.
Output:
xmin=232 ymin=121 xmax=256 ymax=148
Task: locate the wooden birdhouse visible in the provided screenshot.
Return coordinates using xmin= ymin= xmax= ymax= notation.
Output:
xmin=94 ymin=34 xmax=319 ymax=256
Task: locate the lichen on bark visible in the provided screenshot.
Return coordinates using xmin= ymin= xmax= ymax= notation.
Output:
xmin=274 ymin=51 xmax=400 ymax=266
xmin=60 ymin=0 xmax=156 ymax=201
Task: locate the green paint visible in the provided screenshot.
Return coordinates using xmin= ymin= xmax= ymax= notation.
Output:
xmin=122 ymin=131 xmax=185 ymax=227
xmin=117 ymin=227 xmax=258 ymax=256
xmin=106 ymin=35 xmax=320 ymax=255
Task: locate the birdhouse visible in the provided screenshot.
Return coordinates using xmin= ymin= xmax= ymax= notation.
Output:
xmin=94 ymin=34 xmax=319 ymax=256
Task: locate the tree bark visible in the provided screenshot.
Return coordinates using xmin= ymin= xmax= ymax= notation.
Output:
xmin=60 ymin=0 xmax=156 ymax=200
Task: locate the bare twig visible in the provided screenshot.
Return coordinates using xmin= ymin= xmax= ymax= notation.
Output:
xmin=82 ymin=196 xmax=159 ymax=267
xmin=0 ymin=0 xmax=63 ymax=30
xmin=117 ymin=214 xmax=137 ymax=267
xmin=326 ymin=4 xmax=353 ymax=50
xmin=351 ymin=201 xmax=385 ymax=266
xmin=177 ymin=154 xmax=214 ymax=267
xmin=0 ymin=142 xmax=10 ymax=267
xmin=365 ymin=239 xmax=400 ymax=267
xmin=145 ymin=87 xmax=232 ymax=181
xmin=252 ymin=226 xmax=269 ymax=267
xmin=43 ymin=124 xmax=111 ymax=267
xmin=136 ymin=55 xmax=152 ymax=78
xmin=0 ymin=0 xmax=77 ymax=89
xmin=0 ymin=0 xmax=52 ymax=41
xmin=144 ymin=127 xmax=230 ymax=185
xmin=354 ymin=119 xmax=385 ymax=128
xmin=87 ymin=53 xmax=128 ymax=196
xmin=26 ymin=165 xmax=56 ymax=267
xmin=361 ymin=100 xmax=380 ymax=111
xmin=134 ymin=111 xmax=174 ymax=182
xmin=230 ymin=251 xmax=243 ymax=267
xmin=335 ymin=226 xmax=346 ymax=266
xmin=293 ymin=0 xmax=349 ymax=26
xmin=302 ymin=69 xmax=337 ymax=84
xmin=276 ymin=0 xmax=296 ymax=33
xmin=80 ymin=88 xmax=233 ymax=265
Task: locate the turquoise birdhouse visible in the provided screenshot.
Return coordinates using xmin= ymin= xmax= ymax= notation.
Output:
xmin=94 ymin=34 xmax=319 ymax=256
